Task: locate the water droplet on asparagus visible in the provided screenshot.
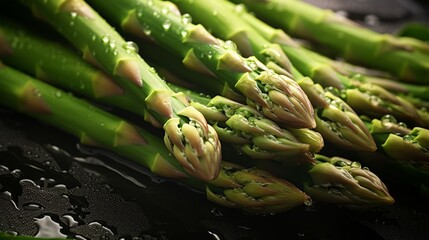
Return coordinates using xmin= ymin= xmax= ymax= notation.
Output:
xmin=162 ymin=19 xmax=172 ymax=31
xmin=123 ymin=41 xmax=139 ymax=54
xmin=181 ymin=13 xmax=192 ymax=25
xmin=381 ymin=114 xmax=397 ymax=126
xmin=55 ymin=91 xmax=62 ymax=98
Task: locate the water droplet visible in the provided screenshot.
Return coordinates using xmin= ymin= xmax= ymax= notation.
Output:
xmin=109 ymin=40 xmax=116 ymax=49
xmin=364 ymin=14 xmax=379 ymax=26
xmin=55 ymin=91 xmax=62 ymax=98
xmin=100 ymin=122 xmax=105 ymax=127
xmin=350 ymin=161 xmax=361 ymax=168
xmin=212 ymin=10 xmax=218 ymax=16
xmin=304 ymin=197 xmax=313 ymax=207
xmin=181 ymin=13 xmax=192 ymax=25
xmin=335 ymin=10 xmax=348 ymax=18
xmin=149 ymin=67 xmax=157 ymax=73
xmin=223 ymin=40 xmax=238 ymax=51
xmin=180 ymin=28 xmax=189 ymax=39
xmin=153 ymin=11 xmax=160 ymax=18
xmin=162 ymin=19 xmax=172 ymax=31
xmin=147 ymin=0 xmax=154 ymax=6
xmin=35 ymin=215 xmax=67 ymax=238
xmin=11 ymin=169 xmax=22 ymax=178
xmin=142 ymin=23 xmax=151 ymax=36
xmin=101 ymin=35 xmax=109 ymax=44
xmin=398 ymin=122 xmax=407 ymax=128
xmin=91 ymin=34 xmax=96 ymax=41
xmin=369 ymin=95 xmax=381 ymax=105
xmin=403 ymin=134 xmax=414 ymax=142
xmin=123 ymin=41 xmax=139 ymax=54
xmin=70 ymin=12 xmax=77 ymax=18
xmin=0 ymin=165 xmax=10 ymax=175
xmin=23 ymin=203 xmax=44 ymax=211
xmin=161 ymin=7 xmax=169 ymax=15
xmin=381 ymin=114 xmax=397 ymax=126
xmin=234 ymin=4 xmax=246 ymax=13
xmin=137 ymin=10 xmax=143 ymax=18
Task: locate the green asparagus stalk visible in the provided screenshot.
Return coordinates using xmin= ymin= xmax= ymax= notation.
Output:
xmin=85 ymin=0 xmax=316 ymax=129
xmin=0 ymin=62 xmax=309 ymax=213
xmin=0 ymin=233 xmax=70 ymax=240
xmin=0 ymin=20 xmax=318 ymax=164
xmin=164 ymin=0 xmax=294 ymax=76
xmin=168 ymin=81 xmax=322 ymax=162
xmin=0 ymin=19 xmax=162 ymax=126
xmin=291 ymin=69 xmax=376 ymax=151
xmin=154 ymin=60 xmax=395 ymax=208
xmin=18 ymin=0 xmax=222 ymax=181
xmin=229 ymin=0 xmax=429 ymax=85
xmin=303 ymin=154 xmax=394 ymax=208
xmin=355 ymin=115 xmax=429 ymax=195
xmin=225 ymin=2 xmax=428 ymax=128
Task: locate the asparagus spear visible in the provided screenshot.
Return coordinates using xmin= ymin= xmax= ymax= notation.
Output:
xmin=165 ymin=0 xmax=294 ymax=76
xmin=18 ymin=0 xmax=222 ymax=181
xmin=168 ymin=81 xmax=322 ymax=162
xmin=303 ymin=154 xmax=394 ymax=209
xmin=229 ymin=0 xmax=429 ymax=85
xmin=0 ymin=63 xmax=309 ymax=213
xmin=225 ymin=3 xmax=428 ymax=128
xmin=152 ymin=60 xmax=395 ymax=208
xmin=85 ymin=0 xmax=316 ymax=129
xmin=0 ymin=20 xmax=318 ymax=164
xmin=0 ymin=19 xmax=160 ymax=125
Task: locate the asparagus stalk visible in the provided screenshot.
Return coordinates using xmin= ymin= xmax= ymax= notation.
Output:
xmin=85 ymin=0 xmax=316 ymax=129
xmin=304 ymin=154 xmax=394 ymax=209
xmin=0 ymin=63 xmax=309 ymax=213
xmin=168 ymin=81 xmax=322 ymax=162
xmin=165 ymin=0 xmax=294 ymax=76
xmin=0 ymin=20 xmax=318 ymax=164
xmin=152 ymin=59 xmax=395 ymax=208
xmin=18 ymin=0 xmax=222 ymax=181
xmin=229 ymin=0 xmax=429 ymax=85
xmin=226 ymin=3 xmax=428 ymax=128
xmin=355 ymin=115 xmax=429 ymax=195
xmin=0 ymin=19 xmax=160 ymax=125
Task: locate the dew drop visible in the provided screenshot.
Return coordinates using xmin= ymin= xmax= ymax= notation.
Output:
xmin=123 ymin=41 xmax=139 ymax=54
xmin=70 ymin=12 xmax=77 ymax=18
xmin=23 ymin=203 xmax=44 ymax=211
xmin=350 ymin=161 xmax=361 ymax=168
xmin=381 ymin=114 xmax=397 ymax=126
xmin=403 ymin=134 xmax=414 ymax=142
xmin=304 ymin=197 xmax=313 ymax=207
xmin=55 ymin=91 xmax=62 ymax=98
xmin=101 ymin=35 xmax=109 ymax=44
xmin=162 ymin=19 xmax=172 ymax=31
xmin=212 ymin=10 xmax=218 ymax=16
xmin=10 ymin=169 xmax=22 ymax=178
xmin=234 ymin=4 xmax=246 ymax=13
xmin=181 ymin=13 xmax=192 ymax=25
xmin=223 ymin=40 xmax=238 ymax=51
xmin=364 ymin=14 xmax=379 ymax=26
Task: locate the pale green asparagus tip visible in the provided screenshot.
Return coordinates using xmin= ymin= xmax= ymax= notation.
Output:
xmin=207 ymin=161 xmax=309 ymax=213
xmin=164 ymin=105 xmax=222 ymax=181
xmin=304 ymin=155 xmax=394 ymax=209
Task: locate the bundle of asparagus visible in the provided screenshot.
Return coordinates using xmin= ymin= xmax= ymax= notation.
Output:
xmin=18 ymin=0 xmax=223 ymax=182
xmin=0 ymin=17 xmax=393 ymax=208
xmin=0 ymin=0 xmax=426 ymax=219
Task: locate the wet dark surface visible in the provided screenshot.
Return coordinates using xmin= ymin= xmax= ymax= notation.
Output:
xmin=1 ymin=0 xmax=429 ymax=239
xmin=1 ymin=109 xmax=429 ymax=240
